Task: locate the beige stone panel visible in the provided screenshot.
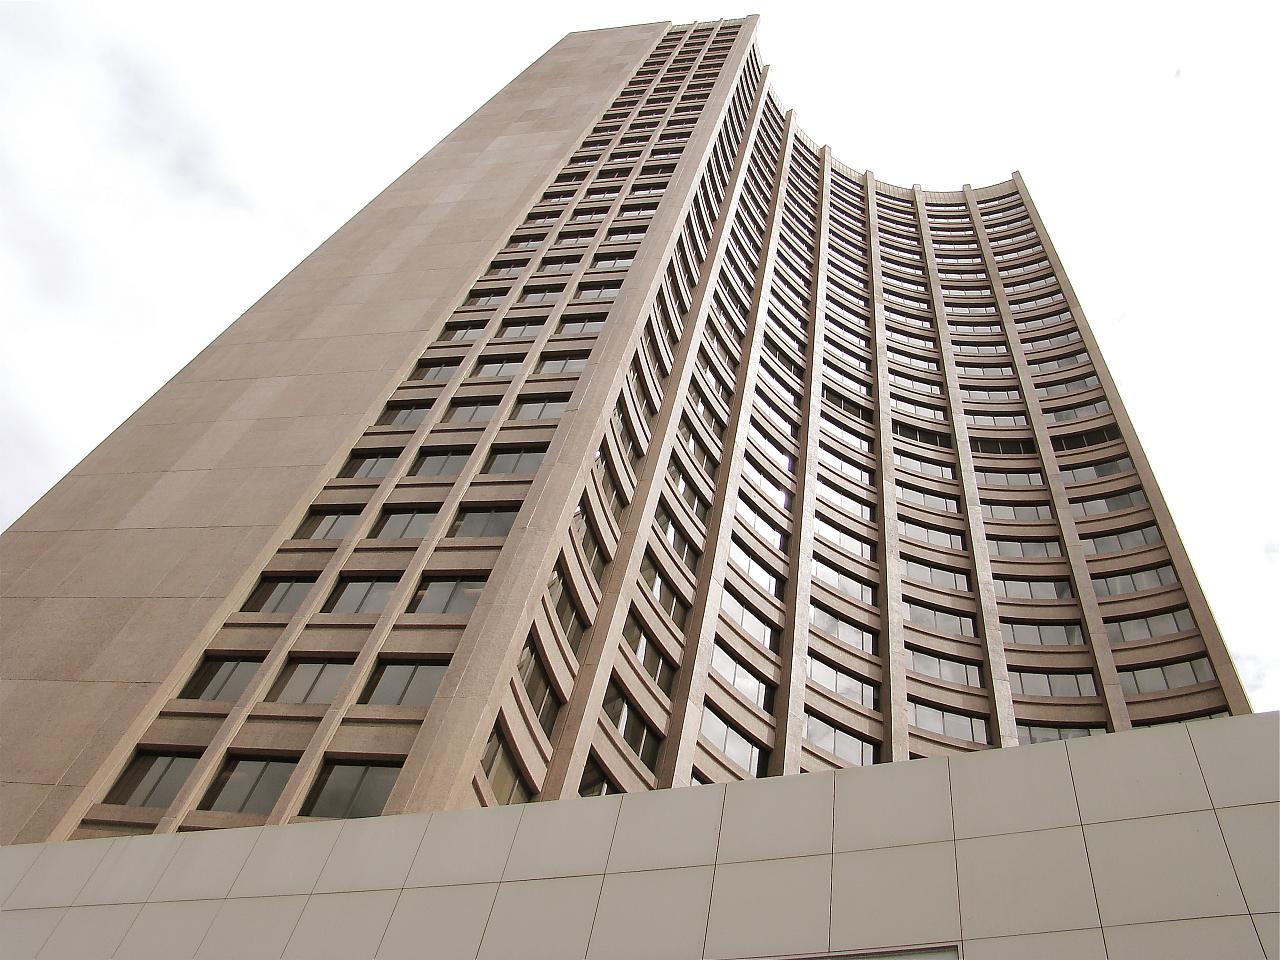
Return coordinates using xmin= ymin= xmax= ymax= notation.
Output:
xmin=0 ymin=679 xmax=150 ymax=785
xmin=956 ymin=827 xmax=1099 ymax=939
xmin=376 ymin=883 xmax=498 ymax=959
xmin=83 ymin=599 xmax=220 ymax=684
xmin=36 ymin=901 xmax=142 ymax=957
xmin=170 ymin=416 xmax=357 ymax=472
xmin=0 ymin=785 xmax=82 ymax=848
xmin=129 ymin=377 xmax=261 ymax=426
xmin=3 ymin=533 xmax=109 ymax=599
xmin=1104 ymin=915 xmax=1266 ymax=960
xmin=1085 ymin=810 xmax=1248 ymax=925
xmin=0 ymin=536 xmax=57 ymax=585
xmin=587 ymin=865 xmax=715 ymax=960
xmin=963 ymin=929 xmax=1107 ymax=960
xmin=73 ymin=421 xmax=211 ymax=476
xmin=0 ymin=782 xmax=54 ymax=846
xmin=831 ymin=841 xmax=961 ymax=950
xmin=0 ymin=597 xmax=39 ymax=645
xmin=296 ymin=300 xmax=437 ymax=340
xmin=0 ymin=597 xmax=143 ymax=681
xmin=3 ymin=475 xmax=142 ymax=533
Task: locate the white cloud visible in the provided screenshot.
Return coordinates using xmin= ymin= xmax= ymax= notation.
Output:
xmin=1 ymin=1 xmax=1275 ymax=708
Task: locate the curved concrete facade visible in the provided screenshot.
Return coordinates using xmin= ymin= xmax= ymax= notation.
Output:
xmin=1 ymin=17 xmax=1252 ymax=848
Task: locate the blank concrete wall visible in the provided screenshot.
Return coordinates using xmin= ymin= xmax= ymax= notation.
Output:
xmin=0 ymin=712 xmax=1274 ymax=959
xmin=0 ymin=22 xmax=667 ymax=846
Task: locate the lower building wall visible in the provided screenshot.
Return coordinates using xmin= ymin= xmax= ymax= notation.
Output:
xmin=0 ymin=712 xmax=1275 ymax=959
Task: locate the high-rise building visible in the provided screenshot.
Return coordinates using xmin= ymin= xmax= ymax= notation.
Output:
xmin=4 ymin=20 xmax=1276 ymax=960
xmin=0 ymin=14 xmax=1253 ymax=853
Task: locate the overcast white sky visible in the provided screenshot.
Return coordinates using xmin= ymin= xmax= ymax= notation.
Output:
xmin=1 ymin=2 xmax=1276 ymax=709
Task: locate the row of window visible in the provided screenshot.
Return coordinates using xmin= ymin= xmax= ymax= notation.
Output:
xmin=106 ymin=752 xmax=400 ymax=821
xmin=243 ymin=574 xmax=486 ymax=617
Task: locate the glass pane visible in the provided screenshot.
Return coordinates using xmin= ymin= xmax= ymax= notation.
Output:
xmin=361 ymin=664 xmax=412 ymax=705
xmin=401 ymin=664 xmax=448 ymax=707
xmin=305 ymin=763 xmax=363 ymax=818
xmin=306 ymin=663 xmax=352 ymax=705
xmin=349 ymin=765 xmax=399 ymax=818
xmin=1164 ymin=661 xmax=1197 ymax=689
xmin=270 ymin=662 xmax=322 ymax=703
xmin=243 ymin=760 xmax=295 ymax=815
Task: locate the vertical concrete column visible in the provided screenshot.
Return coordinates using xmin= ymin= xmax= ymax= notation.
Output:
xmin=1012 ymin=173 xmax=1250 ymax=715
xmin=962 ymin=184 xmax=1131 ymax=732
xmin=774 ymin=142 xmax=833 ymax=773
xmin=863 ymin=174 xmax=910 ymax=761
xmin=912 ymin=187 xmax=1018 ymax=748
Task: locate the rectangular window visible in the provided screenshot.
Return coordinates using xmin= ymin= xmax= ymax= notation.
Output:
xmin=104 ymin=753 xmax=198 ymax=809
xmin=701 ymin=703 xmax=768 ymax=777
xmin=321 ymin=578 xmax=399 ymax=614
xmin=376 ymin=403 xmax=432 ymax=428
xmin=338 ymin=451 xmax=400 ymax=479
xmin=538 ymin=353 xmax=589 ymax=375
xmin=640 ymin=552 xmax=689 ymax=627
xmin=301 ymin=762 xmax=401 ymax=819
xmin=484 ymin=445 xmax=546 ymax=475
xmin=722 ymin=588 xmax=780 ymax=651
xmin=578 ymin=754 xmax=620 ymax=797
xmin=359 ymin=660 xmax=448 ymax=708
xmin=898 ymin=518 xmax=964 ymax=551
xmin=1080 ymin=524 xmax=1161 ymax=555
xmin=559 ymin=315 xmax=606 ymax=335
xmin=499 ymin=318 xmax=545 ymax=338
xmin=411 ymin=448 xmax=471 ymax=477
xmin=514 ymin=396 xmax=570 ymax=420
xmin=813 ymin=557 xmax=875 ymax=605
xmin=547 ymin=561 xmax=587 ymax=651
xmin=445 ymin=400 xmax=499 ymax=424
xmin=804 ymin=712 xmax=876 ymax=766
xmin=571 ymin=502 xmax=608 ymax=581
xmin=242 ymin=577 xmax=314 ymax=615
xmin=482 ymin=729 xmax=532 ymax=805
xmin=199 ymin=757 xmax=298 ymax=815
xmin=407 ymin=577 xmax=486 ymax=614
xmin=987 ymin=537 xmax=1062 ymax=559
xmin=441 ymin=320 xmax=487 ymax=340
xmin=1105 ymin=608 xmax=1196 ymax=643
xmin=810 ymin=603 xmax=875 ymax=653
xmin=907 ymin=648 xmax=983 ymax=687
xmin=294 ymin=510 xmax=360 ymax=541
xmin=807 ymin=656 xmax=878 ymax=708
xmin=267 ymin=660 xmax=353 ymax=704
xmin=908 ymin=700 xmax=988 ymax=744
xmin=993 ymin=577 xmax=1074 ymax=601
xmin=1017 ymin=724 xmax=1104 ymax=745
xmin=902 ymin=599 xmax=975 ymax=637
xmin=729 ymin=538 xmax=784 ymax=598
xmin=180 ymin=657 xmax=261 ymax=702
xmin=654 ymin=503 xmax=701 ymax=574
xmin=1119 ymin=657 xmax=1215 ymax=695
xmin=517 ymin=638 xmax=562 ymax=736
xmin=622 ymin=614 xmax=677 ymax=695
xmin=409 ymin=359 xmax=459 ymax=382
xmin=1010 ymin=669 xmax=1097 ymax=698
xmin=1001 ymin=620 xmax=1084 ymax=646
xmin=1092 ymin=564 xmax=1177 ymax=597
xmin=449 ymin=507 xmax=519 ymax=538
xmin=370 ymin=508 xmax=437 ymax=540
xmin=472 ymin=357 xmax=524 ymax=378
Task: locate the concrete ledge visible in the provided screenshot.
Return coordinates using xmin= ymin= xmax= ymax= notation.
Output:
xmin=0 ymin=713 xmax=1275 ymax=958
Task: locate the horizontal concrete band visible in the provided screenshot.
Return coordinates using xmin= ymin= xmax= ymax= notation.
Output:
xmin=0 ymin=712 xmax=1275 ymax=959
